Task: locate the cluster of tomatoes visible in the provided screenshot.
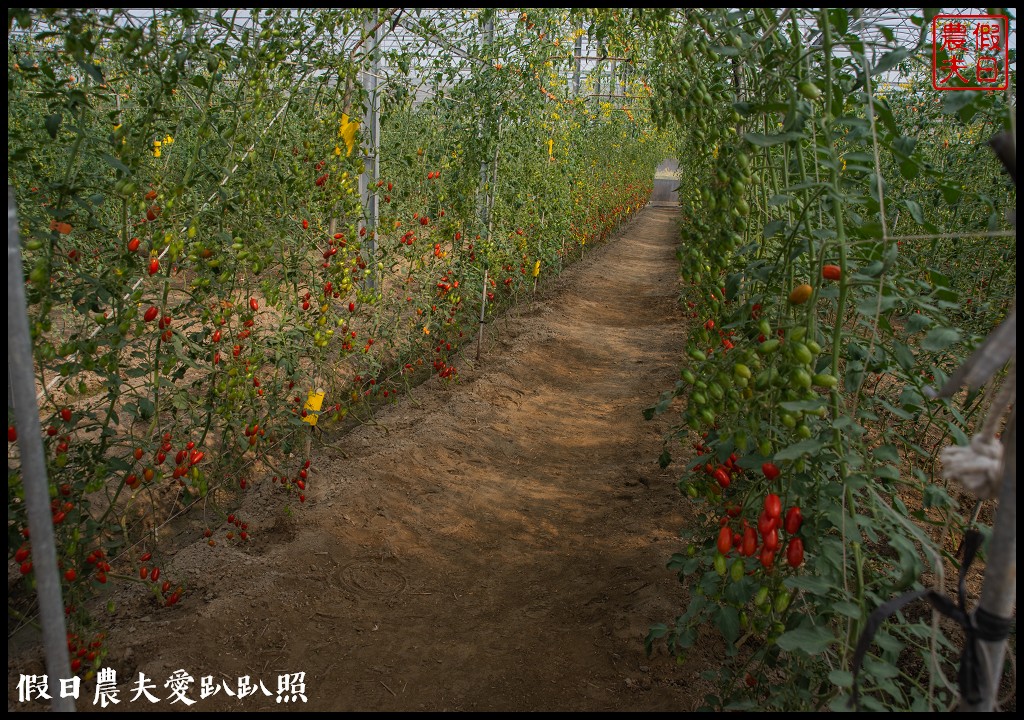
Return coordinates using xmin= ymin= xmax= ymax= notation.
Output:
xmin=136 ymin=551 xmax=182 ymax=606
xmin=66 ymin=631 xmax=105 ymax=675
xmin=713 ymin=462 xmax=805 ymax=572
xmin=270 ymin=459 xmax=311 ymax=504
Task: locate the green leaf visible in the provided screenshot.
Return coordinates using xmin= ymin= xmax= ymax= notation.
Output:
xmin=44 ymin=112 xmax=63 ymax=139
xmin=783 ymin=576 xmax=832 ymax=597
xmin=763 ymin=219 xmax=786 ymax=239
xmin=780 ymin=399 xmax=828 ymax=413
xmin=892 ymin=342 xmax=915 ymax=372
xmin=77 ymin=57 xmax=105 ymax=85
xmin=871 ymin=48 xmax=909 ymax=76
xmin=864 ymin=656 xmax=900 ymax=680
xmin=832 ymin=601 xmax=863 ymax=620
xmin=876 ymin=464 xmax=900 ymax=481
xmin=774 ymin=439 xmax=824 ymax=462
xmin=872 ymin=444 xmax=900 ymax=464
xmin=923 ymin=484 xmax=957 ymax=510
xmin=716 ymin=605 xmax=740 ymax=644
xmin=829 ymin=669 xmax=854 ymax=688
xmin=905 ymin=314 xmax=931 ymax=335
xmin=724 ymin=273 xmax=743 ymax=301
xmin=901 ymin=199 xmax=924 ymax=225
xmin=100 ymin=152 xmax=132 ymax=175
xmin=658 ymin=449 xmax=672 ymax=469
xmin=921 ymin=327 xmax=960 ymax=352
xmin=844 ymin=361 xmax=865 ymax=393
xmin=899 ymin=160 xmax=919 ymax=180
xmin=942 ymin=90 xmax=980 ymax=115
xmin=776 ymin=625 xmax=834 ymax=654
xmin=743 ymin=131 xmax=804 ymax=147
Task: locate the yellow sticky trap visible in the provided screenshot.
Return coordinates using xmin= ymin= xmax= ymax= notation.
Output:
xmin=532 ymin=260 xmax=541 ymax=277
xmin=303 ymin=388 xmax=325 ymax=426
xmin=547 ymin=138 xmax=553 ymax=158
xmin=338 ymin=113 xmax=359 ymax=156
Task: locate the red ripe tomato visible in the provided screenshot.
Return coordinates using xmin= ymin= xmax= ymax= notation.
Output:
xmin=764 ymin=493 xmax=782 ymax=520
xmin=784 ymin=506 xmax=803 ymax=534
xmin=761 ymin=462 xmax=780 ymax=481
xmin=762 ymin=528 xmax=779 ymax=552
xmin=716 ymin=526 xmax=732 ymax=555
xmin=757 ymin=510 xmax=777 ymax=537
xmin=127 ymin=237 xmax=141 ymax=252
xmin=148 ymin=258 xmax=160 ymax=276
xmin=822 ymin=264 xmax=842 ymax=281
xmin=249 ymin=298 xmax=258 ymax=312
xmin=742 ymin=527 xmax=757 ymax=557
xmin=713 ymin=467 xmax=731 ymax=488
xmin=759 ymin=546 xmax=775 ymax=569
xmin=787 ymin=537 xmax=805 ymax=568
xmin=144 ymin=306 xmax=159 ymax=322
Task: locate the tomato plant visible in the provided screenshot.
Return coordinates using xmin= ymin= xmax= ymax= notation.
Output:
xmin=640 ymin=6 xmax=1015 ymax=712
xmin=7 ymin=7 xmax=667 ymax=673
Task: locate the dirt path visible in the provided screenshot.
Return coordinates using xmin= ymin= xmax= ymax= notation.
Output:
xmin=97 ymin=205 xmax=702 ymax=711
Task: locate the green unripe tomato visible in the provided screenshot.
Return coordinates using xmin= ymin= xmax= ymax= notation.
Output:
xmin=759 ymin=339 xmax=780 ymax=355
xmin=714 ymin=553 xmax=728 ymax=576
xmin=774 ymin=590 xmax=792 ymax=613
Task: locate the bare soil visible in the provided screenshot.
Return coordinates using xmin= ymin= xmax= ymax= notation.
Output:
xmin=11 ymin=204 xmax=712 ymax=711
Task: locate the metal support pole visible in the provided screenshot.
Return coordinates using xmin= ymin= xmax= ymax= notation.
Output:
xmin=477 ymin=15 xmax=495 ymax=232
xmin=8 ymin=186 xmax=75 ymax=711
xmin=534 ymin=210 xmax=544 ymax=293
xmin=963 ymin=408 xmax=1015 ymax=711
xmin=572 ymin=32 xmax=583 ymax=96
xmin=359 ymin=10 xmax=380 ymax=291
xmin=476 ymin=268 xmax=488 ymax=362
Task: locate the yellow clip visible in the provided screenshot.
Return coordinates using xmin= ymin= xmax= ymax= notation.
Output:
xmin=303 ymin=388 xmax=325 ymax=426
xmin=339 ymin=113 xmax=359 ymax=156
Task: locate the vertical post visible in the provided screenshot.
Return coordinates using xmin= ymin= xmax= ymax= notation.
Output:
xmin=572 ymin=31 xmax=583 ymax=96
xmin=477 ymin=14 xmax=495 ymax=232
xmin=610 ymin=58 xmax=617 ymax=98
xmin=359 ymin=10 xmax=380 ymax=291
xmin=963 ymin=408 xmax=1015 ymax=711
xmin=534 ymin=210 xmax=544 ymax=293
xmin=474 ymin=13 xmax=496 ymax=364
xmin=476 ymin=268 xmax=488 ymax=362
xmin=8 ymin=187 xmax=75 ymax=711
